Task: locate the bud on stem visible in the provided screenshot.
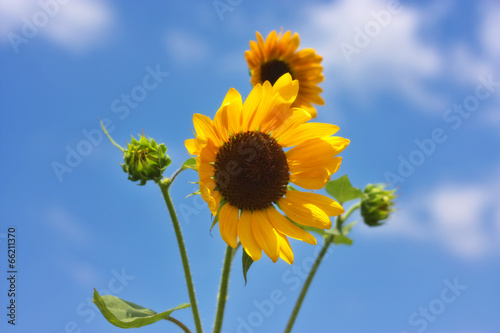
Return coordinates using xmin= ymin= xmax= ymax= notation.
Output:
xmin=360 ymin=184 xmax=397 ymax=227
xmin=100 ymin=120 xmax=171 ymax=185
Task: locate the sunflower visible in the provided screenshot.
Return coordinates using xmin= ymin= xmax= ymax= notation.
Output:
xmin=185 ymin=74 xmax=349 ymax=264
xmin=245 ymin=30 xmax=325 ymax=118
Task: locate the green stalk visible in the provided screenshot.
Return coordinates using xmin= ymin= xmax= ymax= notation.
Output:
xmin=159 ymin=177 xmax=203 ymax=333
xmin=166 ymin=316 xmax=192 ymax=333
xmin=284 ymin=202 xmax=360 ymax=333
xmin=213 ymin=245 xmax=236 ymax=333
xmin=284 ymin=234 xmax=333 ymax=333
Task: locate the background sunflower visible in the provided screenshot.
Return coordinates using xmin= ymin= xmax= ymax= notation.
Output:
xmin=245 ymin=30 xmax=325 ymax=118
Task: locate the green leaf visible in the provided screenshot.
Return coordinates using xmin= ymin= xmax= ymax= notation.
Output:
xmin=325 ymin=221 xmax=358 ymax=246
xmin=342 ymin=221 xmax=357 ymax=235
xmin=92 ymin=289 xmax=190 ymax=328
xmin=332 ymin=234 xmax=353 ymax=245
xmin=326 ymin=175 xmax=363 ymax=204
xmin=242 ymin=250 xmax=254 ymax=286
xmin=181 ymin=157 xmax=197 ymax=170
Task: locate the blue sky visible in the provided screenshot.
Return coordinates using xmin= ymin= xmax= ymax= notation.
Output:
xmin=1 ymin=0 xmax=499 ymax=332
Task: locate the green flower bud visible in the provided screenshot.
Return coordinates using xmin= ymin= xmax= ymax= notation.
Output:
xmin=360 ymin=184 xmax=397 ymax=227
xmin=121 ymin=134 xmax=171 ymax=185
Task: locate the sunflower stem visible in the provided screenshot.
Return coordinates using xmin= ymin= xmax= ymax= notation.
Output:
xmin=213 ymin=245 xmax=236 ymax=333
xmin=337 ymin=202 xmax=361 ymax=230
xmin=284 ymin=202 xmax=360 ymax=333
xmin=169 ymin=166 xmax=185 ymax=185
xmin=165 ymin=316 xmax=192 ymax=333
xmin=159 ymin=180 xmax=203 ymax=333
xmin=284 ymin=234 xmax=332 ymax=333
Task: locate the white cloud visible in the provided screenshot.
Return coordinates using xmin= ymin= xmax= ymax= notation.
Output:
xmin=480 ymin=2 xmax=500 ymax=59
xmin=300 ymin=0 xmax=447 ymax=111
xmin=429 ymin=184 xmax=492 ymax=258
xmin=45 ymin=0 xmax=115 ymax=52
xmin=429 ymin=186 xmax=488 ymax=229
xmin=165 ymin=30 xmax=210 ymax=66
xmin=0 ymin=0 xmax=115 ymax=53
xmin=372 ymin=173 xmax=500 ymax=260
xmin=477 ymin=2 xmax=500 ymax=127
xmin=0 ymin=0 xmax=34 ymax=36
xmin=300 ymin=0 xmax=500 ymax=115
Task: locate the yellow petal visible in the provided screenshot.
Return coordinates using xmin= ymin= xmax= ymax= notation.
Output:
xmin=251 ymin=210 xmax=279 ymax=262
xmin=199 ymin=182 xmax=221 ymax=215
xmin=213 ymin=104 xmax=229 ymax=142
xmin=256 ymin=31 xmax=265 ymax=53
xmin=295 ymin=102 xmax=317 ymax=119
xmin=197 ymin=159 xmax=214 ymax=182
xmin=271 ymin=107 xmax=311 ymax=140
xmin=287 ymin=32 xmax=300 ymax=54
xmin=285 ymin=190 xmax=344 ymax=217
xmin=199 ymin=142 xmax=217 ymax=164
xmin=219 ymin=203 xmax=239 ymax=248
xmin=241 ymin=84 xmax=262 ymax=131
xmin=277 ymin=232 xmax=294 ymax=264
xmin=250 ymin=39 xmax=261 ymax=54
xmin=221 ymin=88 xmax=243 ymax=135
xmin=272 ymin=73 xmax=298 ymax=105
xmin=279 ymin=31 xmax=292 ymax=53
xmin=201 ymin=177 xmax=217 ymax=192
xmin=246 ymin=40 xmax=262 ymax=65
xmin=249 ymin=81 xmax=273 ymax=131
xmin=293 ymin=49 xmax=320 ymax=65
xmin=289 ymin=157 xmax=342 ymax=190
xmin=193 ymin=114 xmax=221 ymax=146
xmin=259 ymin=75 xmax=300 ymax=133
xmin=278 ymin=194 xmax=332 ymax=229
xmin=325 ymin=156 xmax=343 ymax=174
xmin=185 ymin=136 xmax=208 ymax=155
xmin=212 ymin=191 xmax=222 ymax=215
xmin=265 ymin=30 xmax=278 ymax=57
xmin=237 ymin=210 xmax=262 ymax=261
xmin=267 ymin=206 xmax=316 ymax=245
xmin=278 ymin=123 xmax=339 ymax=148
xmin=287 ymin=137 xmax=350 ymax=165
xmin=290 ymin=169 xmax=330 ymax=190
xmin=303 ymin=92 xmax=325 ymax=105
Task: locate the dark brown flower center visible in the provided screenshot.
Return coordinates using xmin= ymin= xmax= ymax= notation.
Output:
xmin=213 ymin=131 xmax=289 ymax=211
xmin=260 ymin=59 xmax=292 ymax=85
